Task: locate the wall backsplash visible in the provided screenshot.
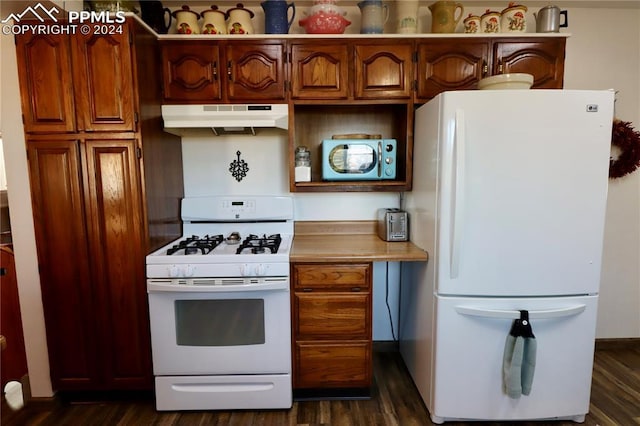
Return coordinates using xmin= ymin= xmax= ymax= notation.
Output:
xmin=181 ymin=129 xmax=290 ymax=197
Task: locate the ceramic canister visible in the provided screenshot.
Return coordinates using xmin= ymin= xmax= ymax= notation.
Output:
xmin=172 ymin=5 xmax=201 ymax=34
xmin=227 ymin=3 xmax=255 ymax=34
xmin=500 ymin=2 xmax=527 ymax=33
xmin=201 ymin=5 xmax=227 ymax=34
xmin=480 ymin=9 xmax=500 ymax=33
xmin=463 ymin=13 xmax=480 ymax=33
xmin=395 ymin=0 xmax=419 ymax=34
xmin=358 ymin=0 xmax=389 ymax=34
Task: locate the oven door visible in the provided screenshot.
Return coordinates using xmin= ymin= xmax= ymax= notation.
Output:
xmin=147 ymin=278 xmax=291 ymax=376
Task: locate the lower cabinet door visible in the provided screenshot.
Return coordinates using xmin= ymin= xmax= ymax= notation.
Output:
xmin=27 ymin=139 xmax=99 ymax=389
xmin=294 ymin=341 xmax=371 ymax=388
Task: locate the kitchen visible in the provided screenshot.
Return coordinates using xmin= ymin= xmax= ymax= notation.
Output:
xmin=1 ymin=0 xmax=639 ymax=423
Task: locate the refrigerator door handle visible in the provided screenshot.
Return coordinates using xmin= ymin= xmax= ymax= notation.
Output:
xmin=455 ymin=304 xmax=586 ymax=320
xmin=450 ymin=109 xmax=466 ymax=279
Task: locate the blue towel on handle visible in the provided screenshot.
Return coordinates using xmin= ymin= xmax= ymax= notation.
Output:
xmin=503 ymin=310 xmax=536 ymax=399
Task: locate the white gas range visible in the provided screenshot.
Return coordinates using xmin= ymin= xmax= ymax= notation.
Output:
xmin=146 ymin=196 xmax=293 ymax=411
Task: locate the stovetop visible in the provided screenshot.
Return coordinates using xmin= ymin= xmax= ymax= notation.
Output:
xmin=146 ymin=196 xmax=294 ymax=279
xmin=160 ymin=233 xmax=288 ymax=257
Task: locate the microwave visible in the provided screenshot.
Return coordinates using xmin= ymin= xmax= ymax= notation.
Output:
xmin=322 ymin=139 xmax=397 ymax=181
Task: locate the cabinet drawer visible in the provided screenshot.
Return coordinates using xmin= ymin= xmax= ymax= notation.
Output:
xmin=295 ymin=293 xmax=370 ymax=339
xmin=294 ymin=342 xmax=371 ymax=388
xmin=293 ymin=264 xmax=370 ymax=290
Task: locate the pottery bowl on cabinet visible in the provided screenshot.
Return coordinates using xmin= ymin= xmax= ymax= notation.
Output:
xmin=477 ymin=73 xmax=534 ymax=90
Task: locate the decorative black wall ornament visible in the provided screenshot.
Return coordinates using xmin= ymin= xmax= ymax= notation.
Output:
xmin=229 ymin=150 xmax=249 ymax=182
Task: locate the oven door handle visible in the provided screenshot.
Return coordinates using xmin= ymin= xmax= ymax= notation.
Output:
xmin=147 ymin=279 xmax=290 ymax=293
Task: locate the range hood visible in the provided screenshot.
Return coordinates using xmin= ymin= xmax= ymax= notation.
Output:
xmin=161 ymin=104 xmax=289 ymax=135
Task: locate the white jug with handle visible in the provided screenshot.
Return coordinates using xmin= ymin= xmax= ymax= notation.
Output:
xmin=358 ymin=0 xmax=389 ymax=34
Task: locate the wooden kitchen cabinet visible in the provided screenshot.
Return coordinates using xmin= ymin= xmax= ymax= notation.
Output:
xmin=161 ymin=42 xmax=221 ymax=101
xmin=15 ymin=29 xmax=76 ymax=133
xmin=26 ymin=137 xmax=150 ymax=390
xmin=16 ymin=23 xmax=137 ymax=133
xmin=415 ymin=37 xmax=565 ymax=101
xmin=290 ymin=40 xmax=413 ymax=101
xmin=354 ymin=42 xmax=414 ymax=100
xmin=17 ymin=19 xmax=184 ymax=391
xmin=416 ymin=39 xmax=490 ymax=100
xmin=290 ymin=42 xmax=350 ymax=100
xmin=71 ymin=30 xmax=137 ymax=132
xmin=161 ymin=40 xmax=286 ymax=103
xmin=492 ymin=39 xmax=565 ymax=89
xmin=291 ymin=263 xmax=372 ymax=391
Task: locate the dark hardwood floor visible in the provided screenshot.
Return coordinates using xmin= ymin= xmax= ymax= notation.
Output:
xmin=2 ymin=341 xmax=639 ymax=426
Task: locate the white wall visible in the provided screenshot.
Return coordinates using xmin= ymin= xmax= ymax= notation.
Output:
xmin=1 ymin=4 xmax=639 ymax=398
xmin=561 ymin=8 xmax=640 ymax=338
xmin=1 ymin=26 xmax=54 ymax=397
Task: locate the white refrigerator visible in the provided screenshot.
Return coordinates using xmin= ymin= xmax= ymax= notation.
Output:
xmin=400 ymin=90 xmax=614 ymax=424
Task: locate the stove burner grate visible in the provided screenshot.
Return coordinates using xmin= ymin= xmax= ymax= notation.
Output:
xmin=167 ymin=235 xmax=224 ymax=255
xmin=236 ymin=234 xmax=282 ymax=255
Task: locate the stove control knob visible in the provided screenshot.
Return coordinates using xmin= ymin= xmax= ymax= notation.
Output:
xmin=183 ymin=265 xmax=195 ymax=277
xmin=256 ymin=264 xmax=267 ymax=276
xmin=240 ymin=264 xmax=252 ymax=276
xmin=168 ymin=265 xmax=180 ymax=278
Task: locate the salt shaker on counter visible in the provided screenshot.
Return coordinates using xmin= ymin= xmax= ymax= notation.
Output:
xmin=295 ymin=146 xmax=311 ymax=182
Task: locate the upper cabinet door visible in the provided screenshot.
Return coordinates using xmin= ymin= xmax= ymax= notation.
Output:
xmin=72 ymin=27 xmax=136 ymax=132
xmin=161 ymin=42 xmax=221 ymax=102
xmin=290 ymin=43 xmax=350 ymax=100
xmin=416 ymin=40 xmax=490 ymax=100
xmin=493 ymin=39 xmax=566 ymax=88
xmin=354 ymin=43 xmax=413 ymax=100
xmin=16 ymin=31 xmax=76 ymax=134
xmin=225 ymin=43 xmax=286 ymax=101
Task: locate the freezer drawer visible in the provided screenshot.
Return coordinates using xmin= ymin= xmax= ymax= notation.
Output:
xmin=430 ymin=295 xmax=598 ymax=423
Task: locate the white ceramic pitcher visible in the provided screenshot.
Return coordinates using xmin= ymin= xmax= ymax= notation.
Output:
xmin=358 ymin=0 xmax=389 ymax=34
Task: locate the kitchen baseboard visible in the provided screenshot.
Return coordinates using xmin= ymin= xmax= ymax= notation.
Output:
xmin=373 ymin=340 xmax=400 ymax=352
xmin=595 ymin=338 xmax=640 ymax=350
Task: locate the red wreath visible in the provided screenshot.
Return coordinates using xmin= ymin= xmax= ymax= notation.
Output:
xmin=609 ymin=119 xmax=640 ymax=179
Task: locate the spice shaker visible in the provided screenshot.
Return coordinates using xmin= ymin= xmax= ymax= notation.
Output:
xmin=295 ymin=146 xmax=311 ymax=182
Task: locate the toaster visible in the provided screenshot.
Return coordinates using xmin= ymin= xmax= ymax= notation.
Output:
xmin=377 ymin=208 xmax=408 ymax=242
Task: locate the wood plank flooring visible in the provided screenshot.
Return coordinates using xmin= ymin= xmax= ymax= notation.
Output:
xmin=2 ymin=342 xmax=639 ymax=426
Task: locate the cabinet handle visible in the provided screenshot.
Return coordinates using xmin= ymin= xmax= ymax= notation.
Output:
xmin=498 ymin=61 xmax=504 ymax=74
xmin=212 ymin=61 xmax=217 ymax=81
xmin=482 ymin=60 xmax=488 ymax=77
xmin=227 ymin=61 xmax=233 ymax=81
xmin=302 ymin=288 xmax=313 ymax=292
xmin=351 ymin=287 xmax=361 ymax=292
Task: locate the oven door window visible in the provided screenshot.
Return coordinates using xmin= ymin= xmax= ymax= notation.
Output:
xmin=175 ymin=299 xmax=265 ymax=346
